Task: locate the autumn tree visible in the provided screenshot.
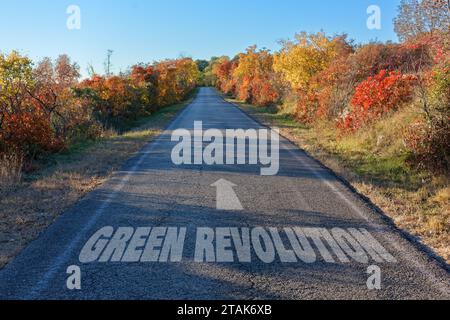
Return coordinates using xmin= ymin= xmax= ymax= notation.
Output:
xmin=175 ymin=58 xmax=200 ymax=100
xmin=76 ymin=75 xmax=135 ymax=129
xmin=201 ymin=57 xmax=238 ymax=87
xmin=274 ymin=32 xmax=343 ymax=90
xmin=154 ymin=60 xmax=180 ymax=106
xmin=130 ymin=64 xmax=158 ymax=110
xmin=77 ymin=57 xmax=199 ymax=130
xmin=0 ymin=52 xmax=34 ymax=130
xmin=0 ymin=52 xmax=58 ymax=158
xmin=232 ymin=46 xmax=280 ymax=106
xmin=274 ymin=32 xmax=353 ymax=121
xmin=405 ymin=44 xmax=450 ymax=172
xmin=212 ymin=57 xmax=237 ymax=95
xmin=394 ymin=0 xmax=450 ymax=41
xmin=30 ymin=55 xmax=83 ymax=141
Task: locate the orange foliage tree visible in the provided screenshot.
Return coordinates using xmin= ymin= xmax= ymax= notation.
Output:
xmin=212 ymin=57 xmax=238 ymax=96
xmin=232 ymin=46 xmax=280 ymax=106
xmin=76 ymin=58 xmax=199 ymax=130
xmin=0 ymin=52 xmax=61 ymax=159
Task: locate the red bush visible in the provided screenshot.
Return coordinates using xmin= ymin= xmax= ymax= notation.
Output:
xmin=338 ymin=70 xmax=416 ymax=132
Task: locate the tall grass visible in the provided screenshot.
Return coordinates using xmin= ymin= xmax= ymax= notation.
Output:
xmin=0 ymin=152 xmax=23 ymax=193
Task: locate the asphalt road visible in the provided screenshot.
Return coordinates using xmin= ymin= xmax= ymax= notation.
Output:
xmin=0 ymin=87 xmax=448 ymax=300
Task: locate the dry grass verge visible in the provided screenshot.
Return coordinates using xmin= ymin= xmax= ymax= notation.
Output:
xmin=230 ymin=98 xmax=449 ymax=264
xmin=0 ymin=99 xmax=191 ymax=269
xmin=0 ymin=153 xmax=23 ymax=193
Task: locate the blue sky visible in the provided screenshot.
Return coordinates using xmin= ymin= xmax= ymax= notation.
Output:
xmin=0 ymin=0 xmax=401 ymax=77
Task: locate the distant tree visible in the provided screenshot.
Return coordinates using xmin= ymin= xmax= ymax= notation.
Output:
xmin=195 ymin=59 xmax=209 ymax=72
xmin=233 ymin=46 xmax=280 ymax=106
xmin=394 ymin=0 xmax=450 ymax=41
xmin=130 ymin=64 xmax=158 ymax=108
xmin=212 ymin=57 xmax=237 ymax=95
xmin=202 ymin=57 xmax=223 ymax=87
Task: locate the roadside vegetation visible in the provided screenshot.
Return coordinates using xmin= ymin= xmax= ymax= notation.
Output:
xmin=0 ymin=50 xmax=199 ymax=267
xmin=0 ymin=0 xmax=448 ymax=266
xmin=0 ymin=54 xmax=199 ymax=191
xmin=203 ymin=0 xmax=449 ymax=261
xmin=0 ymin=92 xmax=196 ymax=268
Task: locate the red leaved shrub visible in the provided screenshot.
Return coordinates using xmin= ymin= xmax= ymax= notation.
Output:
xmin=338 ymin=70 xmax=416 ymax=132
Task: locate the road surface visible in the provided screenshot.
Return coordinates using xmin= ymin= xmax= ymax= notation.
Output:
xmin=0 ymin=87 xmax=448 ymax=300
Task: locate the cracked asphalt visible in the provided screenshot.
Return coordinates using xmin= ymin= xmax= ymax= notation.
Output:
xmin=0 ymin=87 xmax=448 ymax=300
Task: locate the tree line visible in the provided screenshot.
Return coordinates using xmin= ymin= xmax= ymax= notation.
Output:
xmin=0 ymin=54 xmax=199 ymax=170
xmin=200 ymin=0 xmax=449 ymax=173
xmin=0 ymin=0 xmax=448 ymax=178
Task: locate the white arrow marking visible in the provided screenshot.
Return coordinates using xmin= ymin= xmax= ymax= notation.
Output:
xmin=211 ymin=179 xmax=243 ymax=211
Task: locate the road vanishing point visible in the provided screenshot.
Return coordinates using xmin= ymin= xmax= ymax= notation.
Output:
xmin=0 ymin=88 xmax=448 ymax=300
